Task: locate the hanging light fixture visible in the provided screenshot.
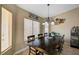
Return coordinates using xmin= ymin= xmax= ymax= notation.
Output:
xmin=42 ymin=4 xmax=53 ymax=25
xmin=51 ymin=21 xmax=55 ymax=25
xmin=42 ymin=4 xmax=65 ymax=25
xmin=47 ymin=4 xmax=55 ymax=25
xmin=47 ymin=4 xmax=50 ymax=22
xmin=42 ymin=22 xmax=45 ymax=25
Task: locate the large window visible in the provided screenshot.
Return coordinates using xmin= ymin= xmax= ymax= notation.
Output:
xmin=24 ymin=18 xmax=32 ymax=41
xmin=33 ymin=21 xmax=40 ymax=35
xmin=24 ymin=18 xmax=40 ymax=41
xmin=44 ymin=22 xmax=49 ymax=33
xmin=1 ymin=7 xmax=12 ymax=53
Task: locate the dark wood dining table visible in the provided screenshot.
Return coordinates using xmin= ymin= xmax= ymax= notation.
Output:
xmin=27 ymin=35 xmax=63 ymax=55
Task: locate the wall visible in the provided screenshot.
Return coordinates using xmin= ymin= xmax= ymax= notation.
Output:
xmin=51 ymin=7 xmax=79 ymax=42
xmin=15 ymin=6 xmax=44 ymax=52
xmin=0 ymin=4 xmax=44 ymax=55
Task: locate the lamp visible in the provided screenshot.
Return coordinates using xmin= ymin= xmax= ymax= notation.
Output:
xmin=42 ymin=4 xmax=52 ymax=25
xmin=42 ymin=23 xmax=45 ymax=25
xmin=42 ymin=4 xmax=65 ymax=25
xmin=42 ymin=22 xmax=48 ymax=25
xmin=55 ymin=18 xmax=65 ymax=25
xmin=51 ymin=21 xmax=55 ymax=25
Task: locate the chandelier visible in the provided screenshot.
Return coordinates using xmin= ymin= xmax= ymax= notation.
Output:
xmin=42 ymin=4 xmax=65 ymax=25
xmin=42 ymin=4 xmax=55 ymax=25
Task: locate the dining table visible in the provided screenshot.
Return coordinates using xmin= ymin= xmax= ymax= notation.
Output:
xmin=27 ymin=35 xmax=63 ymax=55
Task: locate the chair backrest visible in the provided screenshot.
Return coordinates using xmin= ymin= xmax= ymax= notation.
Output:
xmin=27 ymin=35 xmax=35 ymax=43
xmin=38 ymin=34 xmax=45 ymax=49
xmin=61 ymin=35 xmax=65 ymax=44
xmin=44 ymin=33 xmax=49 ymax=37
xmin=38 ymin=34 xmax=44 ymax=39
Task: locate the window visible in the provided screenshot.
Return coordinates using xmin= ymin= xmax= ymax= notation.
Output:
xmin=1 ymin=7 xmax=12 ymax=53
xmin=24 ymin=18 xmax=40 ymax=41
xmin=24 ymin=18 xmax=32 ymax=41
xmin=33 ymin=21 xmax=40 ymax=35
xmin=44 ymin=22 xmax=49 ymax=33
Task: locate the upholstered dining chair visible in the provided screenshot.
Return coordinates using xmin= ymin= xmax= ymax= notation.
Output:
xmin=27 ymin=35 xmax=35 ymax=43
xmin=27 ymin=35 xmax=36 ymax=55
xmin=38 ymin=34 xmax=45 ymax=49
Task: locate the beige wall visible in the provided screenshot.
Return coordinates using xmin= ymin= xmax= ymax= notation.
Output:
xmin=51 ymin=7 xmax=79 ymax=42
xmin=15 ymin=6 xmax=44 ymax=52
xmin=0 ymin=4 xmax=44 ymax=55
xmin=0 ymin=5 xmax=1 ymax=54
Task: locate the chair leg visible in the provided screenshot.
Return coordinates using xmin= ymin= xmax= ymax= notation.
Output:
xmin=29 ymin=46 xmax=30 ymax=55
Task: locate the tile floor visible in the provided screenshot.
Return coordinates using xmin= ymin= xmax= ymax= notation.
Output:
xmin=61 ymin=42 xmax=79 ymax=55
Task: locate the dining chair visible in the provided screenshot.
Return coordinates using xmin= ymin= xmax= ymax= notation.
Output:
xmin=38 ymin=34 xmax=45 ymax=49
xmin=27 ymin=35 xmax=36 ymax=55
xmin=38 ymin=34 xmax=44 ymax=39
xmin=27 ymin=35 xmax=35 ymax=43
xmin=56 ymin=35 xmax=65 ymax=54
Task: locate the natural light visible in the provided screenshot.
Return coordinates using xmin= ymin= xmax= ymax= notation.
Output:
xmin=1 ymin=7 xmax=12 ymax=52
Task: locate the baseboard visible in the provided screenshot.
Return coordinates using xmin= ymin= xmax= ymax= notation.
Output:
xmin=13 ymin=46 xmax=29 ymax=55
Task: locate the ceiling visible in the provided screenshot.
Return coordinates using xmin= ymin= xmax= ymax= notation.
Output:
xmin=17 ymin=4 xmax=79 ymax=17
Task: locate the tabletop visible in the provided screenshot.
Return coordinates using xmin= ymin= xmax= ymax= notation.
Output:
xmin=27 ymin=35 xmax=62 ymax=55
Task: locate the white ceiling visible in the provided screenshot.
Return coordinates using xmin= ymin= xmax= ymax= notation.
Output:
xmin=17 ymin=4 xmax=79 ymax=17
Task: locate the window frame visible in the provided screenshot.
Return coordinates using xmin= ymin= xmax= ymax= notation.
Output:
xmin=1 ymin=7 xmax=13 ymax=54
